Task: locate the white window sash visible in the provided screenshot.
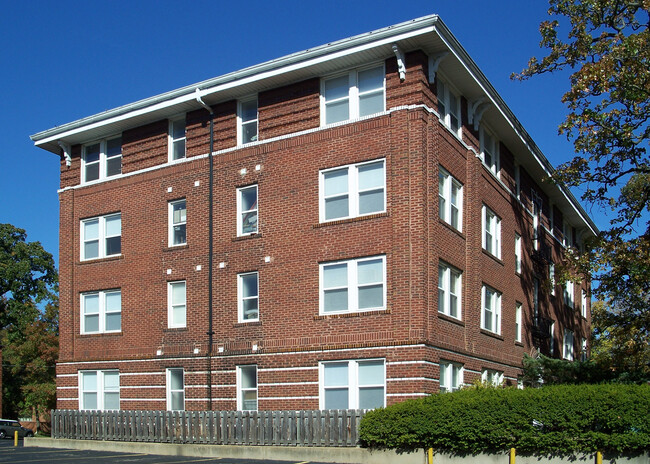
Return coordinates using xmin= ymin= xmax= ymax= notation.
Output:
xmin=319 ymin=359 xmax=385 ymax=409
xmin=79 ymin=370 xmax=119 ymax=411
xmin=168 ymin=117 xmax=186 ymax=161
xmin=81 ymin=136 xmax=122 ymax=183
xmin=238 ymin=272 xmax=259 ymax=323
xmin=236 ymin=185 xmax=258 ymax=236
xmin=237 ymin=365 xmax=258 ymax=411
xmin=168 ymin=199 xmax=187 ymax=246
xmin=80 ymin=213 xmax=121 ymax=261
xmin=481 ymin=285 xmax=502 ymax=334
xmin=167 ymin=281 xmax=187 ymax=329
xmin=237 ymin=97 xmax=259 ymax=145
xmin=515 ymin=303 xmax=522 ymax=343
xmin=166 ymin=368 xmax=185 ymax=411
xmin=80 ymin=289 xmax=121 ymax=334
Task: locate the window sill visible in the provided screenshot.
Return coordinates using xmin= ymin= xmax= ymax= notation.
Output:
xmin=480 ymin=329 xmax=504 ymax=341
xmin=314 ymin=308 xmax=390 ymax=320
xmin=233 ymin=321 xmax=262 ymax=327
xmin=438 ymin=219 xmax=465 ymax=239
xmin=437 ymin=313 xmax=464 ymax=326
xmin=233 ymin=233 xmax=262 ymax=242
xmin=164 ymin=244 xmax=189 ymax=252
xmin=314 ymin=212 xmax=388 ymax=229
xmin=515 ymin=341 xmax=524 ymax=347
xmin=78 ymin=332 xmax=122 ymax=338
xmin=78 ymin=255 xmax=123 ymax=265
xmin=482 ymin=249 xmax=504 ymax=265
xmin=163 ymin=327 xmax=187 ymax=332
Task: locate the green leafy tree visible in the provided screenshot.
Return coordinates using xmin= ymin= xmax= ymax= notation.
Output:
xmin=514 ymin=1 xmax=650 ymax=344
xmin=0 ymin=223 xmax=58 ymax=419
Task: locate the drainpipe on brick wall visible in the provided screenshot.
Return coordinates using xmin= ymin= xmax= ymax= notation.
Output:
xmin=196 ymin=89 xmax=215 ymax=410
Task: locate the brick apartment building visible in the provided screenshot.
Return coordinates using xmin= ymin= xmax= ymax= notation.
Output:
xmin=32 ymin=15 xmax=595 ymax=412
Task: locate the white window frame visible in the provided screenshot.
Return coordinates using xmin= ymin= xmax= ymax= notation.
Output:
xmin=515 ymin=302 xmax=522 ymax=343
xmin=514 ymin=164 xmax=521 ymax=200
xmin=320 ymin=64 xmax=385 ymax=126
xmin=438 ymin=167 xmax=463 ymax=231
xmin=479 ymin=125 xmax=500 ymax=176
xmin=237 ymin=365 xmax=258 ymax=411
xmin=79 ymin=370 xmax=119 ymax=411
xmin=236 ymin=185 xmax=258 ymax=236
xmin=319 ymin=159 xmax=386 ymax=223
xmin=581 ymin=289 xmax=588 ymax=318
xmin=439 ymin=361 xmax=463 ymax=392
xmin=436 ymin=77 xmax=462 ymax=138
xmin=168 ymin=117 xmax=186 ymax=161
xmin=532 ymin=190 xmax=542 ymax=251
xmin=563 ymin=328 xmax=574 ymax=361
xmin=237 ymin=97 xmax=258 ymax=145
xmin=550 ymin=321 xmax=556 ymax=355
xmin=166 ymin=368 xmax=185 ymax=411
xmin=515 ymin=234 xmax=522 ymax=274
xmin=168 ymin=199 xmax=187 ymax=247
xmin=80 ymin=289 xmax=121 ymax=334
xmin=581 ymin=338 xmax=588 ymax=362
xmin=482 ymin=205 xmax=501 ymax=258
xmin=80 ymin=213 xmax=121 ymax=261
xmin=81 ymin=136 xmax=122 ymax=183
xmin=438 ymin=262 xmax=462 ymax=319
xmin=319 ymin=359 xmax=385 ymax=410
xmin=238 ymin=272 xmax=259 ymax=323
xmin=533 ymin=277 xmax=540 ymax=319
xmin=481 ymin=284 xmax=502 ymax=334
xmin=563 ymin=219 xmax=572 ymax=247
xmin=564 ymin=280 xmax=574 ymax=309
xmin=320 ymin=255 xmax=386 ymax=315
xmin=481 ymin=369 xmax=504 ymax=386
xmin=549 ymin=264 xmax=556 ymax=296
xmin=167 ymin=280 xmax=186 ymax=329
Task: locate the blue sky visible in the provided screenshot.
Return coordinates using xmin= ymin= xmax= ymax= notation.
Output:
xmin=1 ymin=0 xmax=593 ymax=269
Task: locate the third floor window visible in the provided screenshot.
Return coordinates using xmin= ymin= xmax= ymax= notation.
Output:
xmin=321 ymin=65 xmax=385 ymax=125
xmin=82 ymin=136 xmax=122 ymax=183
xmin=169 ymin=118 xmax=186 ymax=161
xmin=238 ymin=98 xmax=258 ymax=145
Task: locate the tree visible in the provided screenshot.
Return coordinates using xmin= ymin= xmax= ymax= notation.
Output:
xmin=0 ymin=223 xmax=58 ymax=419
xmin=514 ymin=2 xmax=650 ymax=339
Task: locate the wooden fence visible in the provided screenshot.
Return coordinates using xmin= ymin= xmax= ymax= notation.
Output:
xmin=51 ymin=409 xmax=366 ymax=447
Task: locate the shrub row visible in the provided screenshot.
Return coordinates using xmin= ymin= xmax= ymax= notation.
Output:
xmin=359 ymin=384 xmax=650 ymax=455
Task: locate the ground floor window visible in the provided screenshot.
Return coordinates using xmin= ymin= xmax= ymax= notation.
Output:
xmin=79 ymin=370 xmax=119 ymax=410
xmin=320 ymin=359 xmax=385 ymax=409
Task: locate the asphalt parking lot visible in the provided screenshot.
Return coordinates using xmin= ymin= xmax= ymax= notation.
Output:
xmin=0 ymin=439 xmax=336 ymax=464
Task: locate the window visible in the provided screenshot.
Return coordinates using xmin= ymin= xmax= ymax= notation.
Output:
xmin=81 ymin=213 xmax=121 ymax=260
xmin=169 ymin=118 xmax=186 ymax=161
xmin=321 ymin=65 xmax=385 ymax=125
xmin=549 ymin=264 xmax=556 ymax=296
xmin=166 ymin=368 xmax=184 ymax=411
xmin=168 ymin=200 xmax=187 ymax=246
xmin=238 ymin=272 xmax=259 ymax=322
xmin=482 ymin=205 xmax=501 ymax=258
xmin=438 ymin=167 xmax=462 ymax=231
xmin=563 ymin=220 xmax=571 ymax=247
xmin=81 ymin=290 xmax=121 ymax=334
xmin=238 ymin=98 xmax=258 ymax=144
xmin=580 ymin=338 xmax=588 ymax=362
xmin=79 ymin=370 xmax=119 ymax=410
xmin=436 ymin=78 xmax=461 ymax=137
xmin=514 ymin=164 xmax=521 ymax=199
xmin=481 ymin=285 xmax=502 ymax=334
xmin=237 ymin=365 xmax=258 ymax=411
xmin=550 ymin=321 xmax=556 ymax=355
xmin=237 ymin=185 xmax=258 ymax=236
xmin=480 ymin=126 xmax=499 ymax=175
xmin=168 ymin=281 xmax=186 ymax=328
xmin=564 ymin=280 xmax=574 ymax=309
xmin=563 ymin=328 xmax=574 ymax=361
xmin=82 ymin=136 xmax=122 ymax=183
xmin=533 ymin=277 xmax=540 ymax=319
xmin=320 ymin=159 xmax=385 ymax=222
xmin=320 ymin=359 xmax=385 ymax=409
xmin=320 ymin=256 xmax=385 ymax=314
xmin=438 ymin=262 xmax=461 ymax=319
xmin=515 ymin=302 xmax=522 ymax=343
xmin=439 ymin=361 xmax=463 ymax=392
xmin=514 ymin=234 xmax=522 ymax=274
xmin=532 ymin=190 xmax=542 ymax=251
xmin=581 ymin=289 xmax=588 ymax=318
xmin=482 ymin=369 xmax=504 ymax=386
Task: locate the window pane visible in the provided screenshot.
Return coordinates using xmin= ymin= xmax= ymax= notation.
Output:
xmin=326 ymin=100 xmax=349 ymax=124
xmin=358 ymin=361 xmax=384 ymax=385
xmin=173 ymin=139 xmax=185 ymax=160
xmin=84 ymin=294 xmax=99 ymax=314
xmin=172 ymin=306 xmax=186 ymax=326
xmin=173 ymin=202 xmax=186 ymax=223
xmin=105 ymin=292 xmax=121 ymax=312
xmin=84 ymin=241 xmax=99 ymax=259
xmin=84 ymin=219 xmax=99 ymax=240
xmin=357 ymin=259 xmax=382 ymax=284
xmin=241 ymin=366 xmax=257 ymax=388
xmin=324 ymin=289 xmax=348 ymax=312
xmin=83 ymin=392 xmax=97 ymax=410
xmin=104 ymin=392 xmax=120 ymax=410
xmin=242 ymin=121 xmax=258 ymax=143
xmin=105 ymin=236 xmax=121 ymax=256
xmin=107 ymin=138 xmax=121 ymax=157
xmin=241 ymin=212 xmax=257 ymax=234
xmin=85 ymin=144 xmax=100 ymax=162
xmin=358 ymin=285 xmax=383 ymax=309
xmin=104 ymin=372 xmax=119 ymax=389
xmin=85 ymin=163 xmax=100 ymax=181
xmin=171 ymin=391 xmax=184 ymax=410
xmin=243 ymin=299 xmax=258 ymax=320
xmin=325 ymin=196 xmax=349 ymax=220
xmin=106 ymin=156 xmax=122 ymax=177
xmin=171 ymin=283 xmax=186 ymax=305
xmin=241 ymin=100 xmax=257 ymax=122
xmin=241 ymin=274 xmax=258 ymax=298
xmin=358 ymin=190 xmax=384 ymax=214
xmin=170 ymin=370 xmax=183 ymax=390
xmin=242 ymin=391 xmax=257 ymax=410
xmin=241 ymin=187 xmax=257 ymax=211
xmin=173 ymin=225 xmax=186 ymax=245
xmin=324 ymin=363 xmax=348 ymax=386
xmin=82 ymin=372 xmax=97 ymax=390
xmin=84 ymin=315 xmax=99 ymax=333
xmin=359 ymin=387 xmax=384 ymax=409
xmin=105 ymin=312 xmax=121 ymax=332
xmin=105 ymin=215 xmax=121 ymax=236
xmin=449 ymin=295 xmax=458 ymax=318
xmin=324 ymin=75 xmax=349 ymax=101
xmin=172 ymin=120 xmax=185 ymax=140
xmin=324 ymin=169 xmax=348 ymax=196
xmin=359 ymin=93 xmax=384 ymax=117
xmin=323 ymin=263 xmax=348 ymax=288
xmin=358 ymin=67 xmax=384 ymax=93
xmin=325 ymin=388 xmax=348 ymax=409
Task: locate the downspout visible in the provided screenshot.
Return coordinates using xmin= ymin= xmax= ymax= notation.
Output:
xmin=196 ymin=89 xmax=215 ymax=410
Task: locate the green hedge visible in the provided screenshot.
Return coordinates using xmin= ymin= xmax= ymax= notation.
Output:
xmin=359 ymin=384 xmax=650 ymax=455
